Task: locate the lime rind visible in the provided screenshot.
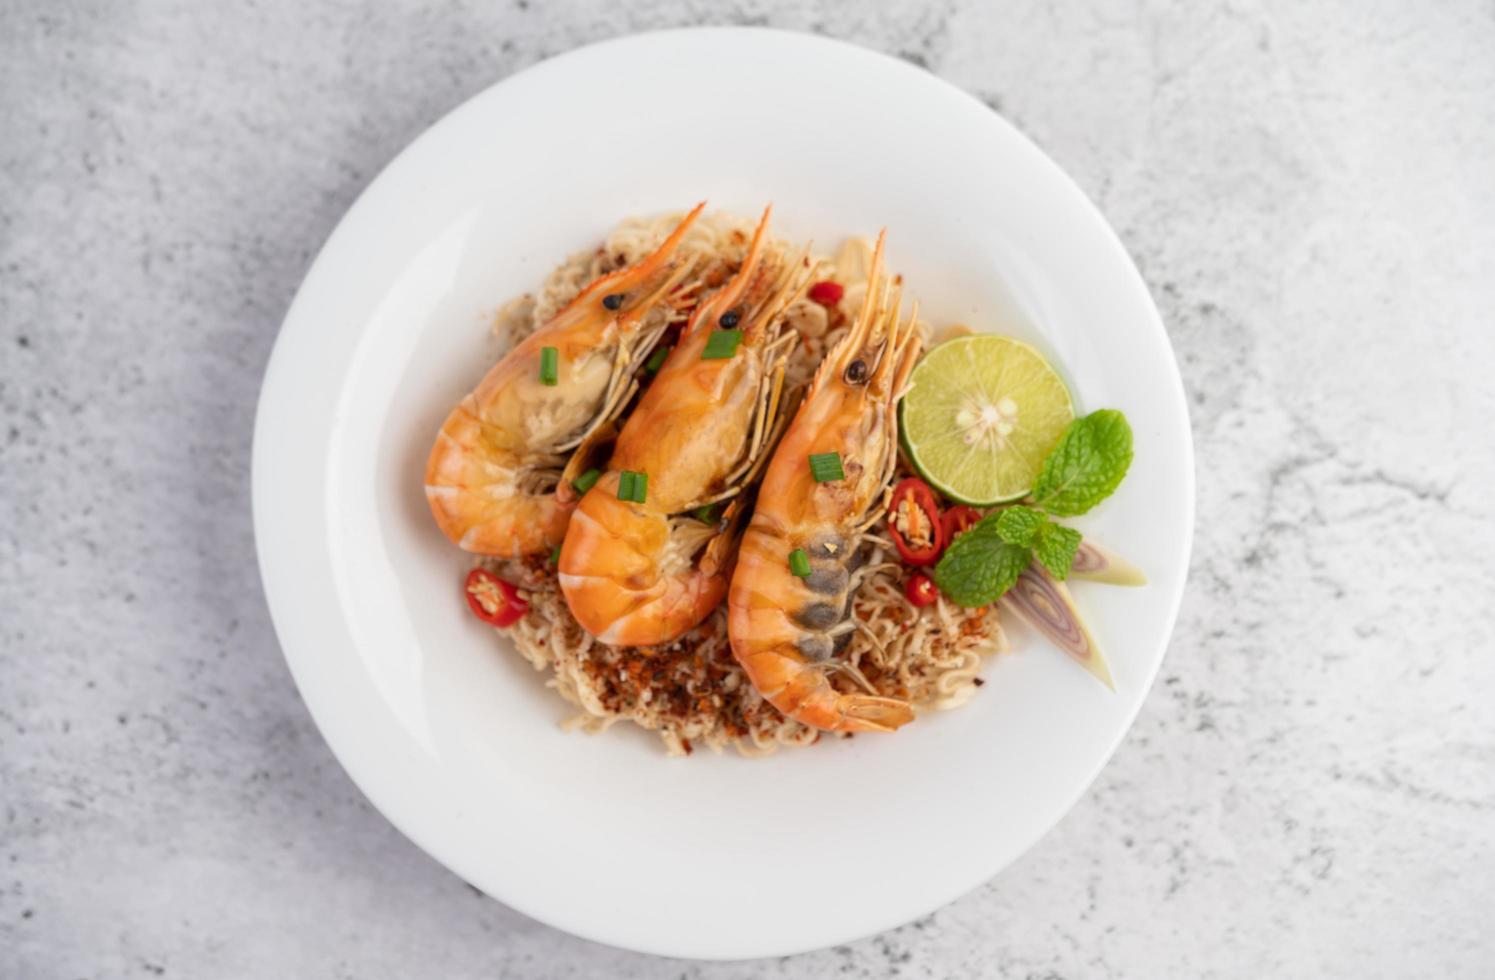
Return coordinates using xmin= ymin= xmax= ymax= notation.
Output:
xmin=898 ymin=335 xmax=1074 ymax=506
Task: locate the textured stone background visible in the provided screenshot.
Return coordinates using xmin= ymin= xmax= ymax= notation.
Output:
xmin=3 ymin=1 xmax=1493 ymax=977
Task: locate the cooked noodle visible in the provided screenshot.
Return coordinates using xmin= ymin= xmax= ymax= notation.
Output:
xmin=475 ymin=211 xmax=1006 ymax=756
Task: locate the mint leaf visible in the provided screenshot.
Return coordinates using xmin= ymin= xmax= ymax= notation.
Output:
xmin=1030 ymin=410 xmax=1133 ymax=516
xmin=1034 ymin=523 xmax=1082 ymax=580
xmin=995 ymin=506 xmax=1046 ymax=546
xmin=933 ymin=517 xmax=1030 ymax=607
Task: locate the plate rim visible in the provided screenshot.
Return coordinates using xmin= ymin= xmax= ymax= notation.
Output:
xmin=252 ymin=25 xmax=1196 ymax=960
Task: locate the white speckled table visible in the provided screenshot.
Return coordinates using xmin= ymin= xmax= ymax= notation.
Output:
xmin=3 ymin=1 xmax=1493 ymax=977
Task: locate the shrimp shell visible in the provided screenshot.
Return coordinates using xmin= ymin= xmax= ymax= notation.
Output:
xmin=424 ymin=204 xmax=705 ymax=556
xmin=727 ymin=232 xmax=926 ymax=733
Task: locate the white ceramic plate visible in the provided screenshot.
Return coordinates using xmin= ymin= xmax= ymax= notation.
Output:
xmin=253 ymin=28 xmax=1194 ymax=960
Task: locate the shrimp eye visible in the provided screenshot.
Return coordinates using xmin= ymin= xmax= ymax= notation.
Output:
xmin=602 ymin=293 xmax=625 ymax=310
xmin=718 ymin=309 xmax=741 ymax=329
xmin=844 ymin=359 xmax=869 ymax=385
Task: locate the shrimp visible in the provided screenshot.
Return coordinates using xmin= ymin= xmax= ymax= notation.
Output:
xmin=424 ymin=204 xmax=705 ymax=556
xmin=558 ymin=207 xmax=812 ymax=646
xmin=727 ymin=233 xmax=924 ymax=733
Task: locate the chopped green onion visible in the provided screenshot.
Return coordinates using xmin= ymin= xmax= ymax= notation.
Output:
xmin=693 ymin=503 xmax=719 ymax=524
xmin=701 ymin=328 xmax=742 ymax=360
xmin=616 ymin=470 xmax=648 ymax=504
xmin=549 ymin=545 xmax=561 ymax=565
xmin=645 ymin=345 xmax=671 ymax=374
xmin=808 ymin=452 xmax=845 ymax=483
xmin=572 ymin=468 xmax=601 ymax=494
xmin=539 ymin=346 xmax=559 ymax=385
xmin=788 ymin=548 xmax=812 ymax=578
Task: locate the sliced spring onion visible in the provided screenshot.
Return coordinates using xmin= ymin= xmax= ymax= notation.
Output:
xmin=539 ymin=346 xmax=559 ymax=385
xmin=788 ymin=548 xmax=811 ymax=578
xmin=617 ymin=470 xmax=647 ymax=504
xmin=572 ymin=468 xmax=601 ymax=494
xmin=693 ymin=503 xmax=719 ymax=524
xmin=549 ymin=545 xmax=561 ymax=565
xmin=701 ymin=329 xmax=742 ymax=360
xmin=645 ymin=345 xmax=672 ymax=374
xmin=808 ymin=451 xmax=845 ymax=483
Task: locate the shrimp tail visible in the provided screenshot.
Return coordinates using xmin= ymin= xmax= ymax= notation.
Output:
xmin=839 ymin=696 xmax=918 ymax=732
xmin=744 ymin=648 xmax=915 ymax=733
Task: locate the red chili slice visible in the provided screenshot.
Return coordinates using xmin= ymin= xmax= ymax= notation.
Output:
xmin=464 ymin=567 xmax=528 ymax=628
xmin=808 ymin=280 xmax=844 ymax=306
xmin=887 ymin=477 xmax=944 ymax=566
xmin=942 ymin=505 xmax=983 ymax=543
xmin=906 ymin=572 xmax=938 ymax=607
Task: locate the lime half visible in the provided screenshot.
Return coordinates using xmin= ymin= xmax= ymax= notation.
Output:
xmin=900 ymin=335 xmax=1074 ymax=505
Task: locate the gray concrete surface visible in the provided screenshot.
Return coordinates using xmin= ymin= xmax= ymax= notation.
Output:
xmin=3 ymin=1 xmax=1493 ymax=977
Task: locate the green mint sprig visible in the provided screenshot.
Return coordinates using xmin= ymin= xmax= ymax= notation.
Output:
xmin=994 ymin=506 xmax=1046 ymax=546
xmin=933 ymin=410 xmax=1132 ymax=607
xmin=1034 ymin=523 xmax=1082 ymax=580
xmin=1029 ymin=409 xmax=1133 ymax=516
xmin=995 ymin=506 xmax=1084 ymax=580
xmin=931 ymin=521 xmax=1030 ymax=607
